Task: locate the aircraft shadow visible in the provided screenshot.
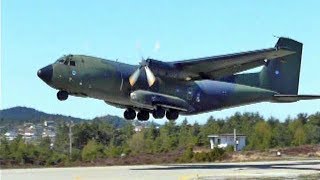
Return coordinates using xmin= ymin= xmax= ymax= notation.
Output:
xmin=130 ymin=161 xmax=320 ymax=171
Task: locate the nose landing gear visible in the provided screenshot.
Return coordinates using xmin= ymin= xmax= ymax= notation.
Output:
xmin=57 ymin=91 xmax=68 ymax=101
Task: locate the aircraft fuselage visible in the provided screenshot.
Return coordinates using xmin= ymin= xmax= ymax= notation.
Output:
xmin=38 ymin=55 xmax=277 ymax=120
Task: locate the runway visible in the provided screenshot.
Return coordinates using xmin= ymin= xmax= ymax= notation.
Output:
xmin=1 ymin=160 xmax=320 ymax=180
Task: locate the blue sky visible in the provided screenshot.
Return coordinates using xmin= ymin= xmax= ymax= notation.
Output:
xmin=1 ymin=1 xmax=320 ymax=124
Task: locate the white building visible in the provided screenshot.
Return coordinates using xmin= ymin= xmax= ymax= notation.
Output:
xmin=134 ymin=126 xmax=143 ymax=132
xmin=208 ymin=133 xmax=246 ymax=151
xmin=44 ymin=121 xmax=55 ymax=127
xmin=5 ymin=131 xmax=18 ymax=141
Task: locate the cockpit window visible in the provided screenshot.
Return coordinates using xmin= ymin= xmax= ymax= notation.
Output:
xmin=64 ymin=59 xmax=69 ymax=65
xmin=70 ymin=61 xmax=76 ymax=66
xmin=56 ymin=57 xmax=66 ymax=64
xmin=56 ymin=55 xmax=74 ymax=65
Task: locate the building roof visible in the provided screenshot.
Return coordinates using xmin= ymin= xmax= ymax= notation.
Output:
xmin=208 ymin=133 xmax=246 ymax=138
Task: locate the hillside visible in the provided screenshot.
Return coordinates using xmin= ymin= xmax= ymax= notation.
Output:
xmin=0 ymin=106 xmax=125 ymax=128
xmin=0 ymin=106 xmax=86 ymax=124
xmin=0 ymin=106 xmax=158 ymax=128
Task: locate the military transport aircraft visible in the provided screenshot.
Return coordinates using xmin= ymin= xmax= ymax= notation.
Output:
xmin=38 ymin=37 xmax=320 ymax=121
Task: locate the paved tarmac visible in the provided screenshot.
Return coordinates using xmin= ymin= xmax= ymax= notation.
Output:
xmin=1 ymin=160 xmax=320 ymax=180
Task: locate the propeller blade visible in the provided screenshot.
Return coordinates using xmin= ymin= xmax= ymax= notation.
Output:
xmin=129 ymin=68 xmax=141 ymax=86
xmin=145 ymin=66 xmax=156 ymax=87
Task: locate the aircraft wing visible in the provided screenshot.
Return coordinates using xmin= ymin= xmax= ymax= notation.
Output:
xmin=170 ymin=47 xmax=295 ymax=80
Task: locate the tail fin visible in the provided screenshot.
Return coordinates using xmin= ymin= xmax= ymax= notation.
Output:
xmin=259 ymin=37 xmax=303 ymax=94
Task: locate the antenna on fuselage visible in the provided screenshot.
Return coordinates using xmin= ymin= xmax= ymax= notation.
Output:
xmin=273 ymin=34 xmax=280 ymax=39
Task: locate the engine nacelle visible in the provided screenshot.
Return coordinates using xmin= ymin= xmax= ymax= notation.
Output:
xmin=130 ymin=90 xmax=190 ymax=112
xmin=147 ymin=59 xmax=190 ymax=80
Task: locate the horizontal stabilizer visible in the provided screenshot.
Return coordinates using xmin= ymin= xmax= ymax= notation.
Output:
xmin=272 ymin=94 xmax=320 ymax=103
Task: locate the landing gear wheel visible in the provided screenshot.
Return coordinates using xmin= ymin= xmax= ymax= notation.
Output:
xmin=152 ymin=107 xmax=165 ymax=119
xmin=57 ymin=91 xmax=68 ymax=101
xmin=124 ymin=109 xmax=136 ymax=120
xmin=137 ymin=111 xmax=149 ymax=121
xmin=166 ymin=110 xmax=179 ymax=121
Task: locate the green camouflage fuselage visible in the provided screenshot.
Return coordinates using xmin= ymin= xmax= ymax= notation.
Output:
xmin=38 ymin=38 xmax=320 ymax=120
xmin=46 ymin=55 xmax=276 ymax=115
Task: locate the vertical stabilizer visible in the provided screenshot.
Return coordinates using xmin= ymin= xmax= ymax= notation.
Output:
xmin=259 ymin=37 xmax=303 ymax=94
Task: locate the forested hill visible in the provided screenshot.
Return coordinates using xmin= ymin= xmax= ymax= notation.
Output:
xmin=0 ymin=106 xmax=87 ymax=125
xmin=0 ymin=106 xmax=136 ymax=128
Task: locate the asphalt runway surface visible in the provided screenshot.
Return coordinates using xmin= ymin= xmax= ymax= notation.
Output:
xmin=1 ymin=160 xmax=320 ymax=180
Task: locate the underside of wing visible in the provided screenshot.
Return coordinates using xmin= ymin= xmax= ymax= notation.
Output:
xmin=170 ymin=46 xmax=295 ymax=80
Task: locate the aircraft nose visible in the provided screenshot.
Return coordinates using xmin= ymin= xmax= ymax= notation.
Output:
xmin=37 ymin=65 xmax=53 ymax=83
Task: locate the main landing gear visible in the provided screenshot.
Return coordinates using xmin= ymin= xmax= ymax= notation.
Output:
xmin=123 ymin=107 xmax=179 ymax=121
xmin=57 ymin=90 xmax=68 ymax=101
xmin=124 ymin=108 xmax=136 ymax=120
xmin=166 ymin=109 xmax=179 ymax=121
xmin=137 ymin=110 xmax=149 ymax=121
xmin=152 ymin=107 xmax=165 ymax=119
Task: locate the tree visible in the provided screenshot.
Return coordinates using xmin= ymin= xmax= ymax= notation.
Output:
xmin=54 ymin=124 xmax=69 ymax=153
xmin=191 ymin=122 xmax=201 ymax=146
xmin=304 ymin=123 xmax=320 ymax=144
xmin=0 ymin=138 xmax=10 ymax=159
xmin=73 ymin=123 xmax=96 ymax=149
xmin=157 ymin=121 xmax=178 ymax=152
xmin=40 ymin=136 xmax=51 ymax=149
xmin=247 ymin=121 xmax=272 ymax=150
xmin=292 ymin=127 xmax=307 ymax=146
xmin=270 ymin=123 xmax=291 ymax=147
xmin=308 ymin=112 xmax=320 ymax=126
xmin=304 ymin=113 xmax=320 ymax=144
xmin=178 ymin=119 xmax=195 ymax=148
xmin=142 ymin=123 xmax=159 ymax=153
xmin=118 ymin=123 xmax=134 ymax=146
xmin=81 ymin=140 xmax=103 ymax=162
xmin=128 ymin=132 xmax=146 ymax=154
xmin=73 ymin=122 xmax=114 ymax=149
xmin=297 ymin=113 xmax=308 ymax=125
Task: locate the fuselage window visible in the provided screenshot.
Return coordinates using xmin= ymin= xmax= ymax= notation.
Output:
xmin=70 ymin=61 xmax=76 ymax=66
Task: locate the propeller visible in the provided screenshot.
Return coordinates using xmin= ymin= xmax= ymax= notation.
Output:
xmin=129 ymin=58 xmax=156 ymax=87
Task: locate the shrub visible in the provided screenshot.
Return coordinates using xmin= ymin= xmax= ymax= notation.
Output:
xmin=193 ymin=148 xmax=226 ymax=162
xmin=70 ymin=148 xmax=82 ymax=161
xmin=207 ymin=147 xmax=225 ymax=161
xmin=46 ymin=152 xmax=67 ymax=165
xmin=178 ymin=146 xmax=194 ymax=163
xmin=104 ymin=146 xmax=122 ymax=158
xmin=194 ymin=152 xmax=209 ymax=162
xmin=225 ymin=145 xmax=234 ymax=153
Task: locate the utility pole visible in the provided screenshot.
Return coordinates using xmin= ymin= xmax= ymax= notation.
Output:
xmin=234 ymin=128 xmax=236 ymax=152
xmin=69 ymin=121 xmax=73 ymax=157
